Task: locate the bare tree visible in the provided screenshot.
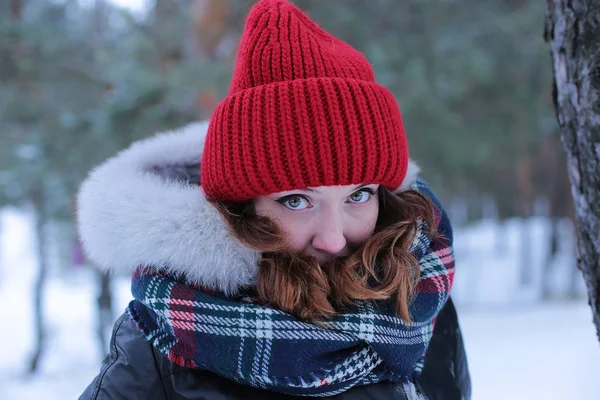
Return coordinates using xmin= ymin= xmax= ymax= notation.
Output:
xmin=7 ymin=0 xmax=49 ymax=373
xmin=29 ymin=187 xmax=48 ymax=373
xmin=545 ymin=1 xmax=600 ymax=339
xmin=95 ymin=268 xmax=113 ymax=354
xmin=537 ymin=132 xmax=577 ymax=300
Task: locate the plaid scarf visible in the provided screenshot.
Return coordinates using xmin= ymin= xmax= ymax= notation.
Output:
xmin=128 ymin=181 xmax=454 ymax=397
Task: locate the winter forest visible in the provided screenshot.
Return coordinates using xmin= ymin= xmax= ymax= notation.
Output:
xmin=1 ymin=0 xmax=599 ymax=399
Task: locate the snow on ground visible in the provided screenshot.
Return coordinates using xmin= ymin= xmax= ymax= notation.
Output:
xmin=459 ymin=302 xmax=600 ymax=399
xmin=0 ymin=208 xmax=598 ymax=399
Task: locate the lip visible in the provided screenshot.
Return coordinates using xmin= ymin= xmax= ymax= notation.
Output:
xmin=317 ymin=256 xmax=335 ymax=264
xmin=312 ymin=251 xmax=351 ymax=265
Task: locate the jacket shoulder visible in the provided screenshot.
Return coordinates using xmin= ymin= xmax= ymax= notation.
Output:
xmin=419 ymin=298 xmax=472 ymax=400
xmin=79 ymin=313 xmax=167 ymax=400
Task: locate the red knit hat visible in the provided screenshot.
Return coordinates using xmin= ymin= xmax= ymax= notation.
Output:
xmin=201 ymin=0 xmax=408 ymax=202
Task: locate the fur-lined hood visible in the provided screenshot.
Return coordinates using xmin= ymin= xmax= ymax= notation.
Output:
xmin=77 ymin=122 xmax=420 ymax=295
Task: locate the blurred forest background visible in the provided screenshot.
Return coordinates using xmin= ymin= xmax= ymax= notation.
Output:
xmin=2 ymin=1 xmax=595 ymax=398
xmin=1 ymin=0 xmax=569 ymax=227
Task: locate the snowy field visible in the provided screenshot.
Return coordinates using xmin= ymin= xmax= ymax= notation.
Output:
xmin=0 ymin=208 xmax=598 ymax=399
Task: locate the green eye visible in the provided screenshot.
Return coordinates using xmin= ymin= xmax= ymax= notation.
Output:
xmin=276 ymin=195 xmax=311 ymax=210
xmin=348 ymin=189 xmax=374 ymax=204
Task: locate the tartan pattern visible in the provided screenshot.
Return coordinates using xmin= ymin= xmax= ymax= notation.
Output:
xmin=128 ymin=180 xmax=454 ymax=397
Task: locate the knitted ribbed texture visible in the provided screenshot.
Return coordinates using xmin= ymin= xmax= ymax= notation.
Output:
xmin=201 ymin=0 xmax=408 ymax=202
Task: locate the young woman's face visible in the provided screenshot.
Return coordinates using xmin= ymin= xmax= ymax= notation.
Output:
xmin=253 ymin=184 xmax=380 ymax=263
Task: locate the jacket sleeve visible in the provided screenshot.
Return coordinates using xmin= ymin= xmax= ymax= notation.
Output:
xmin=79 ymin=313 xmax=168 ymax=400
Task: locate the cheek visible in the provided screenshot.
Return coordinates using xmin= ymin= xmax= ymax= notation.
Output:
xmin=346 ymin=205 xmax=379 ymax=244
xmin=255 ymin=202 xmax=312 ymax=252
xmin=276 ymin=217 xmax=312 ymax=252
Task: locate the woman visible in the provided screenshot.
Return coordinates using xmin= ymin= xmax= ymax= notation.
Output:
xmin=78 ymin=0 xmax=470 ymax=399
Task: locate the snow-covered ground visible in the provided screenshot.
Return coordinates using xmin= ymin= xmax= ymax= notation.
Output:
xmin=0 ymin=208 xmax=598 ymax=399
xmin=460 ymin=303 xmax=599 ymax=400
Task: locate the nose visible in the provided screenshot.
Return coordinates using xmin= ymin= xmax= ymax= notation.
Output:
xmin=311 ymin=212 xmax=347 ymax=255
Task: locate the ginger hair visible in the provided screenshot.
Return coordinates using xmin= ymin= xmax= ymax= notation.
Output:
xmin=208 ymin=187 xmax=437 ymax=322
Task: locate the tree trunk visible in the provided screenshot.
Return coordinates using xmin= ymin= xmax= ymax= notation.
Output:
xmin=542 ymin=217 xmax=559 ymax=300
xmin=10 ymin=0 xmax=23 ymax=20
xmin=29 ymin=188 xmax=48 ymax=373
xmin=545 ymin=1 xmax=600 ymax=340
xmin=516 ymin=158 xmax=534 ymax=286
xmin=96 ymin=268 xmax=113 ymax=355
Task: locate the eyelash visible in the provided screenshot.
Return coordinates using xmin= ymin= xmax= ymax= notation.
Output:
xmin=357 ymin=188 xmax=377 ymax=196
xmin=275 ymin=188 xmax=377 ymax=209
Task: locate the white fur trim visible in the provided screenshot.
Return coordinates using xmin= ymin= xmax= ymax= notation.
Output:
xmin=394 ymin=160 xmax=421 ymax=193
xmin=77 ymin=122 xmax=259 ymax=295
xmin=77 ymin=122 xmax=420 ymax=294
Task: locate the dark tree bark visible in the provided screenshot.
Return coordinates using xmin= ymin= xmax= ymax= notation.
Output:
xmin=545 ymin=0 xmax=600 ymax=340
